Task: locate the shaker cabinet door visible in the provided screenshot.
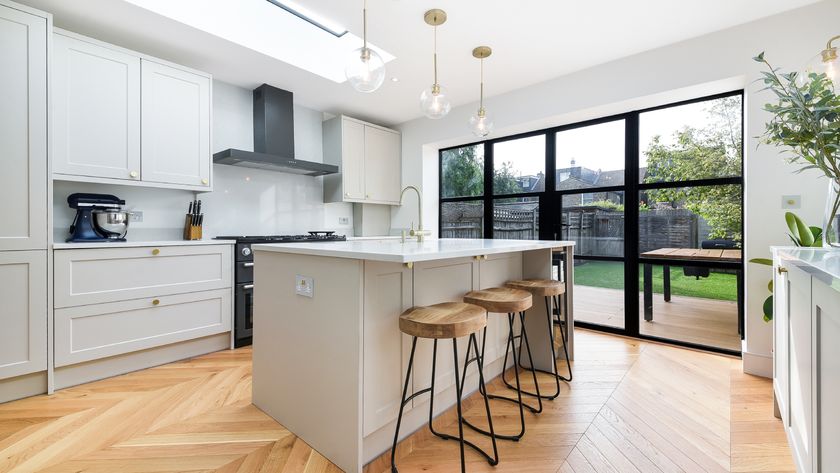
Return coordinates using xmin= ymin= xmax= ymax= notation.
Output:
xmin=53 ymin=33 xmax=141 ymax=181
xmin=0 ymin=4 xmax=47 ymax=251
xmin=141 ymin=60 xmax=211 ymax=188
xmin=787 ymin=264 xmax=813 ymax=473
xmin=812 ymin=280 xmax=840 ymax=473
xmin=0 ymin=251 xmax=47 ymax=380
xmin=341 ymin=119 xmax=366 ymax=200
xmin=363 ymin=126 xmax=401 ymax=204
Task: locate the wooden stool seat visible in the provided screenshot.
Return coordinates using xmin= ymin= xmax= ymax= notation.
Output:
xmin=505 ymin=279 xmax=565 ymax=297
xmin=399 ymin=302 xmax=487 ymax=339
xmin=464 ymin=287 xmax=532 ymax=314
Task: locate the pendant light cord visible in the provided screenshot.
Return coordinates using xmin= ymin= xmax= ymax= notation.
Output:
xmin=363 ymin=0 xmax=367 ymax=50
xmin=433 ymin=24 xmax=438 ymax=86
xmin=479 ymin=57 xmax=484 ymax=110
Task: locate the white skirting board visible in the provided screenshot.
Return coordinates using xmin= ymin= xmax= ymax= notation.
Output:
xmin=742 ymin=350 xmax=772 ymax=378
xmin=0 ymin=371 xmax=48 ymax=404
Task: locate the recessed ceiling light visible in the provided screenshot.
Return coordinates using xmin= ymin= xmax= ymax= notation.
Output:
xmin=391 ymin=77 xmax=399 ymax=82
xmin=265 ymin=0 xmax=348 ymax=37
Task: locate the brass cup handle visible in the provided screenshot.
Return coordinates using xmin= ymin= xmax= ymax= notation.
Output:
xmin=152 ymin=248 xmax=160 ymax=256
xmin=777 ymin=266 xmax=788 ymax=275
xmin=152 ymin=299 xmax=160 ymax=306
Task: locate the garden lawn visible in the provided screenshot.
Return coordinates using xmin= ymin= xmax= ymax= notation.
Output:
xmin=573 ymin=260 xmax=737 ymax=301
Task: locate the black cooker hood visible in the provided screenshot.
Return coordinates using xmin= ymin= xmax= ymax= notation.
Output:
xmin=213 ymin=84 xmax=337 ymax=176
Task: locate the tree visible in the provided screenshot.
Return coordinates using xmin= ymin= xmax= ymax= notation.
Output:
xmin=493 ymin=161 xmax=524 ymax=195
xmin=643 ymin=96 xmax=743 ymax=241
xmin=441 ymin=146 xmax=483 ymax=198
xmin=441 ymin=146 xmax=524 ymax=197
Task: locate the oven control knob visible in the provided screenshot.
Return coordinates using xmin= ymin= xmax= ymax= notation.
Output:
xmin=242 ymin=247 xmax=252 ymax=257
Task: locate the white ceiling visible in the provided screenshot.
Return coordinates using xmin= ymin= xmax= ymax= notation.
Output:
xmin=19 ymin=0 xmax=822 ymax=126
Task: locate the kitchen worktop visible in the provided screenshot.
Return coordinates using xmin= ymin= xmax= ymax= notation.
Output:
xmin=252 ymin=238 xmax=575 ymax=263
xmin=53 ymin=239 xmax=235 ymax=249
xmin=773 ymin=246 xmax=840 ymax=286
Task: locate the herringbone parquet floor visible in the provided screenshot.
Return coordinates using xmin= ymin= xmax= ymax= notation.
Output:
xmin=0 ymin=329 xmax=792 ymax=472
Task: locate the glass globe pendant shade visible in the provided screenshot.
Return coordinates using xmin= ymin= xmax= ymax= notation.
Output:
xmin=345 ymin=47 xmax=385 ymax=93
xmin=469 ymin=108 xmax=494 ymax=137
xmin=420 ymin=84 xmax=451 ymax=119
xmin=799 ymin=47 xmax=838 ymax=90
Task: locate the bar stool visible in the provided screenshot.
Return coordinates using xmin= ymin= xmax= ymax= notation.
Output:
xmin=506 ymin=279 xmax=572 ymax=401
xmin=461 ymin=287 xmax=542 ymax=441
xmin=390 ymin=302 xmax=498 ymax=473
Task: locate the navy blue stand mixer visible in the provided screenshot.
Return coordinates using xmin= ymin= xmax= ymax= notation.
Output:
xmin=66 ymin=193 xmax=129 ymax=242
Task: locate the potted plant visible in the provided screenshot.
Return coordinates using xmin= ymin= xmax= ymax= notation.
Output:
xmin=754 ymin=48 xmax=840 ymax=246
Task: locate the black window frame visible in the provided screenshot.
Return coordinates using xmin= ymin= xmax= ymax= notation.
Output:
xmin=438 ymin=89 xmax=745 ymax=356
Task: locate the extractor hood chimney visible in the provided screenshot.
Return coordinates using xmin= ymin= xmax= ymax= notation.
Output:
xmin=213 ymin=84 xmax=338 ymax=176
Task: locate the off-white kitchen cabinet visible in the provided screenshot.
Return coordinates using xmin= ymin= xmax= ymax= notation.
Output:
xmin=51 ymin=29 xmax=212 ymax=191
xmin=773 ymin=248 xmax=840 ymax=473
xmin=141 ymin=59 xmax=211 ymax=187
xmin=53 ymin=32 xmax=141 ymax=181
xmin=0 ymin=1 xmax=48 ymax=252
xmin=0 ymin=251 xmax=48 ymax=380
xmin=324 ymin=116 xmax=401 ymax=205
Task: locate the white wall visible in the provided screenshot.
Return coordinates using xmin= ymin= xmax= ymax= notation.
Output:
xmin=393 ymin=0 xmax=839 ymax=376
xmin=54 ymin=80 xmax=353 ymax=241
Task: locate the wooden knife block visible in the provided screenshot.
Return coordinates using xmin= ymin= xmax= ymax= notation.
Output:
xmin=183 ymin=214 xmax=202 ymax=240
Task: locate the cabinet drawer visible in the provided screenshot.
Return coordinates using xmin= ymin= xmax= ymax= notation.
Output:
xmin=55 ymin=245 xmax=232 ymax=308
xmin=55 ymin=288 xmax=231 ymax=367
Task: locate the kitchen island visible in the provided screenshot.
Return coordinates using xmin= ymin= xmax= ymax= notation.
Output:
xmin=251 ymin=238 xmax=575 ymax=473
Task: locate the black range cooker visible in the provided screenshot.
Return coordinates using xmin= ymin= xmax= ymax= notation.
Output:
xmin=215 ymin=232 xmax=347 ymax=347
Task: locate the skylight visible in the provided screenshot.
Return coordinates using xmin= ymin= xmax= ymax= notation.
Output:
xmin=265 ymin=0 xmax=348 ymax=38
xmin=124 ymin=0 xmax=394 ymax=83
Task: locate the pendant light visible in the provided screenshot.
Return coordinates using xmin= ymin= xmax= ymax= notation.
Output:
xmin=345 ymin=0 xmax=385 ymax=93
xmin=800 ymin=35 xmax=839 ymax=88
xmin=469 ymin=46 xmax=494 ymax=137
xmin=419 ymin=9 xmax=451 ymax=119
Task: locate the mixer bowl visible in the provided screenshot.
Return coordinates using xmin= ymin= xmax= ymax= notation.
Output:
xmin=93 ymin=210 xmax=132 ymax=239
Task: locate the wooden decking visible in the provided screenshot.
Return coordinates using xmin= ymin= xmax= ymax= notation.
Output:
xmin=0 ymin=330 xmax=790 ymax=472
xmin=575 ymin=286 xmax=741 ymax=352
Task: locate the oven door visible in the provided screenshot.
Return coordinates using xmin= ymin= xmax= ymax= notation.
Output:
xmin=235 ymin=282 xmax=254 ymax=346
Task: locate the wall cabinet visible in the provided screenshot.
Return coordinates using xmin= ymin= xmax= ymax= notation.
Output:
xmin=0 ymin=2 xmax=48 ymax=251
xmin=53 ymin=33 xmax=141 ymax=181
xmin=324 ymin=116 xmax=401 ymax=205
xmin=52 ymin=30 xmax=212 ymax=191
xmin=0 ymin=251 xmax=48 ymax=380
xmin=773 ymin=252 xmax=840 ymax=473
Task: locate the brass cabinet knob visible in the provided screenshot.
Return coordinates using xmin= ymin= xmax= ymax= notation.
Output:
xmin=152 ymin=299 xmax=160 ymax=306
xmin=129 ymin=171 xmax=139 ymax=178
xmin=778 ymin=266 xmax=788 ymax=275
xmin=201 ymin=178 xmax=209 ymax=185
xmin=152 ymin=248 xmax=160 ymax=256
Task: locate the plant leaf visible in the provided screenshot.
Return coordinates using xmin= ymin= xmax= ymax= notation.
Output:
xmin=749 ymin=257 xmax=774 ymax=266
xmin=763 ymin=295 xmax=774 ymax=322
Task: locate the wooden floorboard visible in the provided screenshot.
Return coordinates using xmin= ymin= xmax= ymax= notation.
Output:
xmin=0 ymin=330 xmax=792 ymax=472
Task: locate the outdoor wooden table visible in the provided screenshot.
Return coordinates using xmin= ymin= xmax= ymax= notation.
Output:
xmin=639 ymin=248 xmax=743 ymax=324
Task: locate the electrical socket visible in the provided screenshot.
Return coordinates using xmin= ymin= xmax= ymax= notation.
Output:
xmin=339 ymin=217 xmax=350 ymax=225
xmin=130 ymin=211 xmax=143 ymax=222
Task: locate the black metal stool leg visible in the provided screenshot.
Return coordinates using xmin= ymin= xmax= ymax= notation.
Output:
xmin=391 ymin=337 xmax=418 ymax=473
xmin=554 ymin=294 xmax=573 ymax=382
xmin=428 ymin=336 xmax=500 ymax=466
xmin=515 ymin=310 xmax=543 ymax=411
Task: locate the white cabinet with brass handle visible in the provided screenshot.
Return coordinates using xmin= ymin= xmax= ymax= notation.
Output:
xmin=52 ymin=29 xmax=212 ymax=191
xmin=323 ymin=115 xmax=401 ymax=205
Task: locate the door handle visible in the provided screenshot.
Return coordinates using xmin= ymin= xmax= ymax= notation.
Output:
xmin=243 ymin=262 xmax=254 ymax=267
xmin=243 ymin=284 xmax=254 ymax=290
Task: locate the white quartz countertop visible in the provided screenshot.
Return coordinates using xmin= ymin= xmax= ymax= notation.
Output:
xmin=773 ymin=247 xmax=840 ymax=284
xmin=53 ymin=239 xmax=235 ymax=249
xmin=252 ymin=238 xmax=574 ymax=263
